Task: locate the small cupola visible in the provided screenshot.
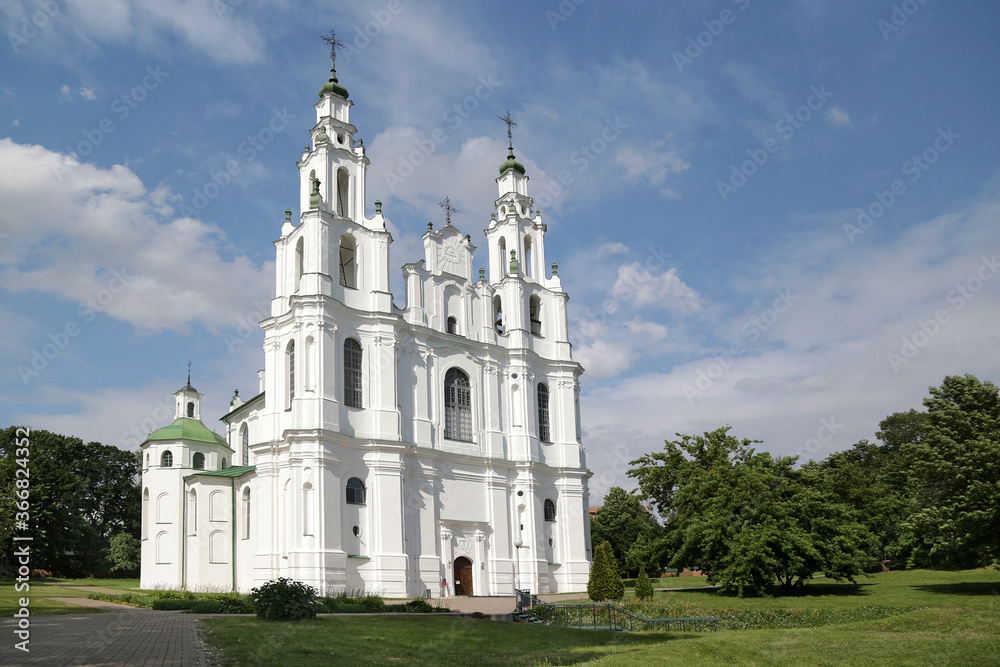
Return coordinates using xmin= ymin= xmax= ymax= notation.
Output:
xmin=499 ymin=141 xmax=526 ymax=176
xmin=174 ymin=364 xmax=203 ymax=420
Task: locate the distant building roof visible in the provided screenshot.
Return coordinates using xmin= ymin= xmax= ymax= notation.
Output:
xmin=185 ymin=465 xmax=256 ymax=481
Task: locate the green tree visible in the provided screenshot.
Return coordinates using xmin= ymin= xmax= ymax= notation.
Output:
xmin=108 ymin=532 xmax=141 ymax=573
xmin=0 ymin=428 xmax=140 ymax=576
xmin=590 ymin=487 xmax=662 ymax=577
xmin=630 ymin=427 xmax=870 ymax=596
xmin=587 ymin=541 xmax=624 ymax=601
xmin=902 ymin=375 xmax=1000 ymax=568
xmin=634 ymin=570 xmax=654 ymax=600
xmin=806 ymin=436 xmax=912 ymax=566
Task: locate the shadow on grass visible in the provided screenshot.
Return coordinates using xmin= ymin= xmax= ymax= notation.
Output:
xmin=666 ymin=581 xmax=873 ymax=600
xmin=914 ymin=582 xmax=1000 ymax=597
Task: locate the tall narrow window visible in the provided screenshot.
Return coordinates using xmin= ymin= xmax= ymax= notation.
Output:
xmin=193 ymin=452 xmax=205 ymax=470
xmin=187 ymin=402 xmax=194 ymax=418
xmin=294 ymin=237 xmax=304 ymax=293
xmin=302 ymin=483 xmax=313 ymax=536
xmin=286 ymin=341 xmax=296 ymax=409
xmin=344 ymin=338 xmax=363 ymax=408
xmin=530 ymin=296 xmax=542 ymax=336
xmin=339 ymin=235 xmax=357 ymax=288
xmin=446 ymin=316 xmax=458 ymax=334
xmin=493 ymin=296 xmax=504 ymax=334
xmin=346 ymin=477 xmax=366 ymax=505
xmin=444 ymin=368 xmax=473 ymax=442
xmin=337 ymin=168 xmax=349 ymax=217
xmin=524 ymin=235 xmax=533 ymax=278
xmin=242 ymin=488 xmax=251 ymax=539
xmin=544 ymin=498 xmax=556 ymax=522
xmin=161 ymin=450 xmax=173 ymax=467
xmin=537 ymin=383 xmax=551 ymax=443
xmin=498 ymin=237 xmax=507 ymax=276
xmin=241 ymin=424 xmax=249 ymax=466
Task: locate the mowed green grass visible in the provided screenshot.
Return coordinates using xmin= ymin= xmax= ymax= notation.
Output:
xmin=0 ymin=582 xmax=104 ymax=615
xmin=203 ymin=569 xmax=1000 ymax=666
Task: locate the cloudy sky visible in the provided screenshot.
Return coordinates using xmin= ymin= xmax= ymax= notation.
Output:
xmin=2 ymin=1 xmax=998 ymax=500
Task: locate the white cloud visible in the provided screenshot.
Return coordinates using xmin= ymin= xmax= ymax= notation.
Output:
xmin=598 ymin=242 xmax=629 ymax=256
xmin=3 ymin=0 xmax=265 ymax=65
xmin=612 ymin=263 xmax=703 ymax=314
xmin=59 ymin=85 xmax=96 ymax=101
xmin=0 ymin=139 xmax=272 ymax=333
xmin=615 ymin=138 xmax=690 ymax=199
xmin=625 ymin=318 xmax=670 ymax=342
xmin=827 ymin=106 xmax=852 ymax=127
xmin=578 ymin=174 xmax=1000 ymax=492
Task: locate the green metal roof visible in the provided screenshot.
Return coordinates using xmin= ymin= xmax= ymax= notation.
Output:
xmin=147 ymin=417 xmax=230 ymax=448
xmin=185 ymin=465 xmax=256 ymax=481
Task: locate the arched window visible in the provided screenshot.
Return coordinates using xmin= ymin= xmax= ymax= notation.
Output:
xmin=242 ymin=488 xmax=251 ymax=539
xmin=344 ymin=338 xmax=363 ymax=408
xmin=221 ymin=458 xmax=227 ymax=470
xmin=192 ymin=452 xmax=205 ymax=469
xmin=188 ymin=489 xmax=197 ymax=534
xmin=339 ymin=234 xmax=357 ymax=288
xmin=161 ymin=450 xmax=173 ymax=467
xmin=145 ymin=453 xmax=149 ymax=468
xmin=537 ymin=383 xmax=551 ymax=443
xmin=444 ymin=368 xmax=473 ymax=442
xmin=241 ymin=424 xmax=249 ymax=466
xmin=446 ymin=316 xmax=458 ymax=334
xmin=294 ymin=237 xmax=304 ymax=293
xmin=336 ymin=168 xmax=350 ymax=218
xmin=286 ymin=341 xmax=295 ymax=409
xmin=498 ymin=237 xmax=507 ymax=275
xmin=187 ymin=401 xmax=194 ymax=418
xmin=529 ymin=295 xmax=542 ymax=336
xmin=544 ymin=498 xmax=556 ymax=522
xmin=493 ymin=296 xmax=504 ymax=334
xmin=346 ymin=477 xmax=366 ymax=505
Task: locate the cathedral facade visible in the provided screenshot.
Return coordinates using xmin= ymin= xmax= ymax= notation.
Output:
xmin=139 ymin=61 xmax=593 ymax=598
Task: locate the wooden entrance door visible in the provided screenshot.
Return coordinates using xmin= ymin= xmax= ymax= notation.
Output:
xmin=454 ymin=557 xmax=473 ymax=596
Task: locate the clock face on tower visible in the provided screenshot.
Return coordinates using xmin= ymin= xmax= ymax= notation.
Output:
xmin=437 ymin=235 xmax=464 ymax=276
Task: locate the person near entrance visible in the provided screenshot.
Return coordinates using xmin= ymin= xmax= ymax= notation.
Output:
xmin=441 ymin=577 xmax=449 ymax=597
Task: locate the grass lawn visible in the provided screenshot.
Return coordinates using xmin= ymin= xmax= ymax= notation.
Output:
xmin=203 ymin=569 xmax=1000 ymax=666
xmin=0 ymin=582 xmax=105 ymax=615
xmin=42 ymin=578 xmax=141 ymax=590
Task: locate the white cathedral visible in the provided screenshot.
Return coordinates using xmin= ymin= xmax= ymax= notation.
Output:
xmin=139 ymin=58 xmax=593 ymax=598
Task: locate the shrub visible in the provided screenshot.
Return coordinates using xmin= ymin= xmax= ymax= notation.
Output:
xmin=189 ymin=599 xmax=222 ymax=614
xmin=404 ymin=599 xmax=434 ymax=613
xmin=384 ymin=603 xmax=408 ymax=613
xmin=151 ymin=598 xmax=193 ymax=611
xmin=337 ymin=603 xmax=368 ymax=613
xmin=249 ymin=578 xmax=319 ymax=621
xmin=358 ymin=595 xmax=386 ymax=613
xmin=588 ymin=541 xmax=625 ymax=601
xmin=635 ymin=570 xmax=654 ymax=600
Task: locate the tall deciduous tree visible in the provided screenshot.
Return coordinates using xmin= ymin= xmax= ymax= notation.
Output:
xmin=590 ymin=487 xmax=662 ymax=577
xmin=902 ymin=375 xmax=1000 ymax=567
xmin=0 ymin=428 xmax=140 ymax=576
xmin=630 ymin=427 xmax=869 ymax=596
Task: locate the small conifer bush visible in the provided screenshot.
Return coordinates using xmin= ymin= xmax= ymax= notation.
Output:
xmin=588 ymin=541 xmax=625 ymax=601
xmin=634 ymin=570 xmax=654 ymax=600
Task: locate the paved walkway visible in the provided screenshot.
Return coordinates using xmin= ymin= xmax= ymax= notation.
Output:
xmin=0 ymin=604 xmax=210 ymax=667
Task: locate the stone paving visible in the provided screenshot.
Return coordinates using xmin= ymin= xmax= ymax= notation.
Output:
xmin=0 ymin=607 xmax=210 ymax=667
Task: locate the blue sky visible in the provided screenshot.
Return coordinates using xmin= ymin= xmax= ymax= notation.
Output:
xmin=2 ymin=0 xmax=999 ymax=499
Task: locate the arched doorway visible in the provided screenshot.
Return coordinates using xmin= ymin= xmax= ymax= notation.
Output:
xmin=453 ymin=557 xmax=473 ymax=596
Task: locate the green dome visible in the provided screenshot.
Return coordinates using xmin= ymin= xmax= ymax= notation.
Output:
xmin=319 ymin=65 xmax=349 ymax=100
xmin=499 ymin=143 xmax=525 ymax=175
xmin=147 ymin=417 xmax=229 ymax=448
